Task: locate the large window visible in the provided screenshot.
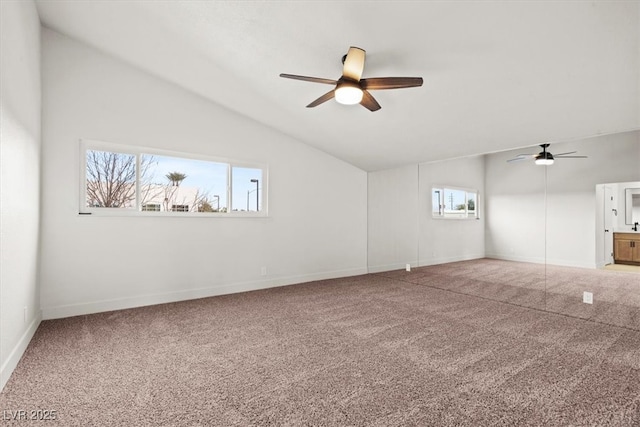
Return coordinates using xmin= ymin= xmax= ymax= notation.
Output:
xmin=432 ymin=186 xmax=478 ymax=219
xmin=80 ymin=140 xmax=267 ymax=216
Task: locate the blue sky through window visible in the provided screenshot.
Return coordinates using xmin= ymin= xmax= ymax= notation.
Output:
xmin=444 ymin=188 xmax=466 ymax=212
xmin=232 ymin=166 xmax=263 ymax=212
xmin=143 ymin=154 xmax=227 ymax=209
xmin=140 ymin=155 xmax=263 ymax=212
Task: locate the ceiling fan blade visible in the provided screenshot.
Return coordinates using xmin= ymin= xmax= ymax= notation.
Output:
xmin=361 ymin=77 xmax=424 ymax=90
xmin=552 ymin=151 xmax=577 ymax=156
xmin=360 ymin=90 xmax=381 ymax=112
xmin=279 ymin=73 xmax=337 ymax=85
xmin=555 ymin=155 xmax=588 ymax=159
xmin=342 ymin=47 xmax=366 ymax=81
xmin=306 ymin=90 xmax=336 ymax=108
xmin=507 ymin=156 xmax=531 ymax=163
xmin=507 ymin=154 xmax=535 ymax=160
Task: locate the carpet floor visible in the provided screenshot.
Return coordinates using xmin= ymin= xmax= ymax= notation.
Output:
xmin=1 ymin=259 xmax=639 ymax=426
xmin=379 ymin=258 xmax=640 ymax=331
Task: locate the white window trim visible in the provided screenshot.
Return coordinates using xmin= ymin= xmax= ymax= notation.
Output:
xmin=79 ymin=139 xmax=269 ymax=218
xmin=431 ymin=184 xmax=479 ymax=220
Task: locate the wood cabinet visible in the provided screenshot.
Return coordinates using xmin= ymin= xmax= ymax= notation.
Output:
xmin=613 ymin=233 xmax=640 ymax=265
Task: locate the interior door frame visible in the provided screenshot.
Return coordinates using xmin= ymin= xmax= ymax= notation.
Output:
xmin=596 ymin=183 xmax=615 ymax=268
xmin=603 ymin=185 xmax=614 ymax=265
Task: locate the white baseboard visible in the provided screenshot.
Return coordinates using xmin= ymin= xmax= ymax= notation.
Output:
xmin=41 ymin=267 xmax=368 ymax=320
xmin=484 ymin=253 xmax=546 ymax=265
xmin=418 ymin=253 xmax=485 ymax=267
xmin=367 ymin=254 xmax=485 ymax=274
xmin=486 ymin=253 xmax=595 ymax=269
xmin=1 ymin=312 xmax=42 ymax=391
xmin=545 ymin=258 xmax=596 ymax=269
xmin=367 ymin=262 xmax=416 ymax=274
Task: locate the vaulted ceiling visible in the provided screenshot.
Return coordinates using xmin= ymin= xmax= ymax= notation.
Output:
xmin=35 ymin=1 xmax=639 ymax=171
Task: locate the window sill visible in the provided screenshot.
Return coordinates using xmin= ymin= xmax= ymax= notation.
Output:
xmin=431 ymin=216 xmax=480 ymax=220
xmin=78 ymin=210 xmax=269 ymax=218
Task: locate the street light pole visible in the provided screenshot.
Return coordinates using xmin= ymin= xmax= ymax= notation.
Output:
xmin=250 ymin=179 xmax=259 ymax=212
xmin=213 ymin=195 xmax=220 ymax=212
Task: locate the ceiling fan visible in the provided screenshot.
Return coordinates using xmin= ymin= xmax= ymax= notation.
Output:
xmin=279 ymin=46 xmax=423 ymax=112
xmin=507 ymin=143 xmax=587 ymax=165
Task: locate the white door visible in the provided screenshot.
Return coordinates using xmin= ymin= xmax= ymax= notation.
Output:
xmin=604 ymin=186 xmax=614 ymax=265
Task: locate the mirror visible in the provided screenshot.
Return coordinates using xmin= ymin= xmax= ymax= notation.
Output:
xmin=379 ymin=130 xmax=639 ymax=330
xmin=625 ymin=188 xmax=640 ymax=225
xmin=486 ymin=130 xmax=639 ymax=330
xmin=545 ymin=132 xmax=639 ymax=331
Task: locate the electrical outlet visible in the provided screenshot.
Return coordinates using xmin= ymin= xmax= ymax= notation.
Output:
xmin=583 ymin=291 xmax=593 ymax=305
xmin=405 ymin=263 xmax=411 ymax=272
xmin=260 ymin=266 xmax=267 ymax=276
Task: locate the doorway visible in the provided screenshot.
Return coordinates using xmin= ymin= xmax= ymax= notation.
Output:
xmin=595 ymin=183 xmax=615 ymax=268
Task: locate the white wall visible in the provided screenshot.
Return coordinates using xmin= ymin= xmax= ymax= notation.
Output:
xmin=368 ymin=156 xmax=485 ymax=272
xmin=40 ymin=29 xmax=368 ymax=319
xmin=485 ymin=150 xmax=547 ymax=264
xmin=486 ymin=131 xmax=640 ymax=268
xmin=0 ymin=0 xmax=42 ymax=390
xmin=367 ymin=165 xmax=419 ymax=272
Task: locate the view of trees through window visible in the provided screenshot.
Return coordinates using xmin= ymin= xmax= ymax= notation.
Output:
xmin=83 ymin=146 xmax=265 ymax=214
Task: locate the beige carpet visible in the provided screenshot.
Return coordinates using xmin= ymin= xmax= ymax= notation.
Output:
xmin=1 ymin=259 xmax=639 ymax=426
xmin=379 ymin=258 xmax=640 ymax=331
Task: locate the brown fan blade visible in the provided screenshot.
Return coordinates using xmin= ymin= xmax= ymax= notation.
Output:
xmin=361 ymin=77 xmax=424 ymax=90
xmin=553 ymin=151 xmax=577 ymax=156
xmin=360 ymin=90 xmax=381 ymax=112
xmin=306 ymin=90 xmax=336 ymax=108
xmin=279 ymin=74 xmax=337 ymax=85
xmin=342 ymin=47 xmax=366 ymax=81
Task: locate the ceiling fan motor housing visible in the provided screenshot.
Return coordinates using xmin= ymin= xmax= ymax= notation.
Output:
xmin=536 ymin=151 xmax=554 ymax=161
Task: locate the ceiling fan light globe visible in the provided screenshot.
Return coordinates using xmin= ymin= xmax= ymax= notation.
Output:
xmin=535 ymin=158 xmax=554 ymax=165
xmin=335 ymin=83 xmax=363 ymax=105
xmin=534 ymin=151 xmax=554 ymax=165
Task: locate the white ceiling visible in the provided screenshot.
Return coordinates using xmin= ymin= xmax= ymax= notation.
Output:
xmin=35 ymin=1 xmax=639 ymax=171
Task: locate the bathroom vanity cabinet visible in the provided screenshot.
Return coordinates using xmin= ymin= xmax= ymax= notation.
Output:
xmin=613 ymin=232 xmax=640 ymax=265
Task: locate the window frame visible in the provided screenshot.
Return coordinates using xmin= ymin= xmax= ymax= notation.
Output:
xmin=79 ymin=139 xmax=269 ymax=217
xmin=431 ymin=185 xmax=479 ymax=220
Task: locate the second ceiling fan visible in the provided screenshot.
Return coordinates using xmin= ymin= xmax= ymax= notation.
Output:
xmin=280 ymin=46 xmax=423 ymax=112
xmin=507 ymin=143 xmax=587 ymax=165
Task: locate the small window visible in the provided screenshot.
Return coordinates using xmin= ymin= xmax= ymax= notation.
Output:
xmin=467 ymin=192 xmax=476 ymax=216
xmin=443 ymin=188 xmax=466 ymax=217
xmin=231 ymin=166 xmax=263 ymax=212
xmin=432 ymin=186 xmax=478 ymax=219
